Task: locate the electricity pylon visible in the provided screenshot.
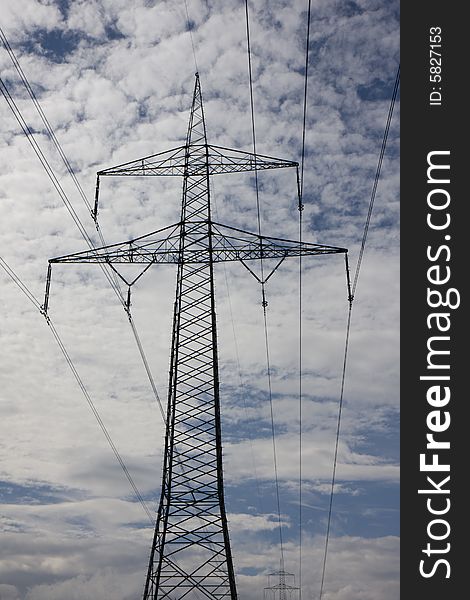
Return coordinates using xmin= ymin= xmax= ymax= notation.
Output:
xmin=264 ymin=565 xmax=300 ymax=600
xmin=48 ymin=74 xmax=347 ymax=600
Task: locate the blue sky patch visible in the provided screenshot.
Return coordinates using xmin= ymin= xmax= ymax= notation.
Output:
xmin=20 ymin=28 xmax=82 ymax=62
xmin=358 ymin=78 xmax=396 ymax=102
xmin=0 ymin=480 xmax=72 ymax=505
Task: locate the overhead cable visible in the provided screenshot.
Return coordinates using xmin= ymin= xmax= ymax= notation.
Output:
xmin=0 ymin=29 xmax=166 ymax=422
xmin=351 ymin=65 xmax=401 ymax=299
xmin=318 ymin=65 xmax=400 ymax=600
xmin=0 ymin=256 xmax=154 ymax=524
xmin=245 ymin=0 xmax=285 ymax=568
xmin=297 ymin=1 xmax=313 ymax=595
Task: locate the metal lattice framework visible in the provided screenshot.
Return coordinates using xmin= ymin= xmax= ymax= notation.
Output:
xmin=49 ymin=74 xmax=347 ymax=600
xmin=50 ymin=221 xmax=345 ymax=267
xmin=263 ymin=568 xmax=299 ymax=600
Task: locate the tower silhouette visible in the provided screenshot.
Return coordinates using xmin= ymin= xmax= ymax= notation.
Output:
xmin=264 ymin=565 xmax=299 ymax=600
xmin=49 ymin=74 xmax=347 ymax=600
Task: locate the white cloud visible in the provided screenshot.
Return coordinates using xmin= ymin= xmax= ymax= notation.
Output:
xmin=24 ymin=569 xmax=141 ymax=600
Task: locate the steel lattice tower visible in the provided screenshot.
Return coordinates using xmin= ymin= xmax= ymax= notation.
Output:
xmin=48 ymin=74 xmax=347 ymax=600
xmin=263 ymin=565 xmax=299 ymax=600
xmin=142 ymin=75 xmax=238 ymax=600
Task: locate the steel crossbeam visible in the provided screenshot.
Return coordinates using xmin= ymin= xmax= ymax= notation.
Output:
xmin=50 ymin=221 xmax=346 ymax=267
xmin=95 ymin=144 xmax=298 ymax=178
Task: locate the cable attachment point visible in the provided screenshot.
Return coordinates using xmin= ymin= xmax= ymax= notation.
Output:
xmin=91 ymin=211 xmax=101 ymax=232
xmin=261 ymin=285 xmax=268 ymax=309
xmin=41 ymin=263 xmax=52 ymax=317
xmin=344 ymin=253 xmax=354 ymax=307
xmin=295 ymin=166 xmax=304 ymax=212
xmin=92 ymin=175 xmax=100 ymax=222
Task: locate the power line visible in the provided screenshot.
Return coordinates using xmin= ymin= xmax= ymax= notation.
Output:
xmin=351 ymin=65 xmax=400 ymax=299
xmin=0 ymin=73 xmax=130 ymax=316
xmin=1 ymin=25 xmax=132 ymax=292
xmin=299 ymin=0 xmax=312 ymax=201
xmin=0 ymin=26 xmax=129 ymax=303
xmin=298 ymin=1 xmax=312 ymax=595
xmin=0 ymin=68 xmax=166 ymax=418
xmin=0 ymin=256 xmax=154 ymax=524
xmin=298 ymin=185 xmax=304 ymax=600
xmin=0 ymin=29 xmax=166 ymax=425
xmin=0 ymin=257 xmax=42 ymax=311
xmin=318 ymin=65 xmax=400 ymax=600
xmin=262 ymin=303 xmax=286 ymax=569
xmin=244 ymin=0 xmax=263 ymax=242
xmin=0 ymin=26 xmax=93 ymax=215
xmin=47 ymin=317 xmax=154 ymax=524
xmin=183 ymin=0 xmax=199 ymax=74
xmin=319 ymin=277 xmax=352 ymax=600
xmin=0 ymin=32 xmax=168 ymax=518
xmin=210 ymin=178 xmax=263 ymax=508
xmin=245 ymin=0 xmax=285 ymax=567
xmin=0 ymin=77 xmax=94 ymax=246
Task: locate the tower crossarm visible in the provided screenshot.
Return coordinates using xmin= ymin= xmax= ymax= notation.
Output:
xmin=96 ymin=144 xmax=298 ymax=178
xmin=49 ymin=220 xmax=347 ymax=267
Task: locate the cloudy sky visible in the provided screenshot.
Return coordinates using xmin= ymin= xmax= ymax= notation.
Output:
xmin=0 ymin=1 xmax=399 ymax=599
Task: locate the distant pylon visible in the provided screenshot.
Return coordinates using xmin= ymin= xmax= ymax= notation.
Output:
xmin=48 ymin=74 xmax=347 ymax=600
xmin=264 ymin=564 xmax=300 ymax=600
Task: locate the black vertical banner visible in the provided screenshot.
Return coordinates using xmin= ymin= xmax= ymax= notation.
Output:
xmin=401 ymin=4 xmax=465 ymax=598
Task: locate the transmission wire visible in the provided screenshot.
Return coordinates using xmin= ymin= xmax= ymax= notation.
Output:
xmin=0 ymin=46 xmax=158 ymax=516
xmin=244 ymin=0 xmax=263 ymax=243
xmin=262 ymin=304 xmax=285 ymax=569
xmin=0 ymin=257 xmax=154 ymax=524
xmin=0 ymin=69 xmax=167 ymax=422
xmin=318 ymin=64 xmax=400 ymax=600
xmin=299 ymin=0 xmax=312 ymax=200
xmin=1 ymin=25 xmax=131 ymax=298
xmin=210 ymin=178 xmax=263 ymax=509
xmin=0 ymin=34 xmax=169 ymax=520
xmin=0 ymin=257 xmax=42 ymax=310
xmin=0 ymin=26 xmax=93 ymax=215
xmin=0 ymin=30 xmax=166 ymax=423
xmin=0 ymin=78 xmax=94 ymax=247
xmin=183 ymin=0 xmax=199 ymax=74
xmin=245 ymin=0 xmax=285 ymax=568
xmin=351 ymin=64 xmax=400 ymax=299
xmin=0 ymin=74 xmax=132 ymax=320
xmin=297 ymin=1 xmax=312 ymax=594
